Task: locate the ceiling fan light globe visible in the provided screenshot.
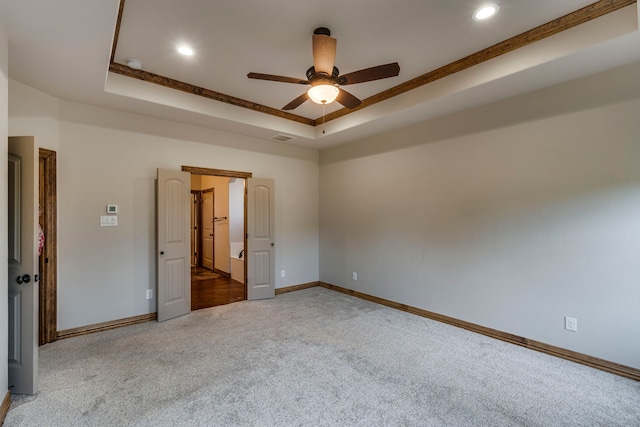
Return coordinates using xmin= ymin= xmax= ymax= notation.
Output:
xmin=308 ymin=84 xmax=339 ymax=105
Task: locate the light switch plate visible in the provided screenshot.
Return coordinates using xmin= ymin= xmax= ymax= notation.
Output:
xmin=100 ymin=216 xmax=118 ymax=227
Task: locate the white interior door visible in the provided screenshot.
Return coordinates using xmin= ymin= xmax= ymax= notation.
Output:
xmin=157 ymin=168 xmax=191 ymax=322
xmin=190 ymin=193 xmax=197 ymax=266
xmin=247 ymin=178 xmax=275 ymax=300
xmin=201 ymin=189 xmax=214 ymax=270
xmin=8 ymin=136 xmax=38 ymax=394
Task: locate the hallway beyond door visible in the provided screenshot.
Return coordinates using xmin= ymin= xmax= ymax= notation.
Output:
xmin=191 ymin=266 xmax=244 ymax=310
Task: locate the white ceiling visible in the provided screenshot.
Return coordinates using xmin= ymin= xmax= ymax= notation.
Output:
xmin=1 ymin=0 xmax=639 ymax=150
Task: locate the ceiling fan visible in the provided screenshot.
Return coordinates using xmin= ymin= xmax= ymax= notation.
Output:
xmin=247 ymin=27 xmax=400 ymax=111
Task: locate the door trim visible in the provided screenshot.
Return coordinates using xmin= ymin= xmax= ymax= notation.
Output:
xmin=39 ymin=148 xmax=57 ymax=345
xmin=182 ymin=166 xmax=252 ymax=179
xmin=182 ymin=166 xmax=251 ymax=300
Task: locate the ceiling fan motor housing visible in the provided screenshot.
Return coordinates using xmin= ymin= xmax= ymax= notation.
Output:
xmin=306 ymin=66 xmax=340 ymax=86
xmin=313 ymin=27 xmax=331 ymax=36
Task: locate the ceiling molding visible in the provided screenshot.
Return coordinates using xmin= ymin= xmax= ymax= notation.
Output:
xmin=109 ymin=0 xmax=126 ymax=65
xmin=108 ymin=63 xmax=315 ymax=126
xmin=317 ymin=0 xmax=637 ymax=125
xmin=109 ymin=0 xmax=636 ymax=129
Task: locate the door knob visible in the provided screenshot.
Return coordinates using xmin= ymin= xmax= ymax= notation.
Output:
xmin=16 ymin=274 xmax=31 ymax=284
xmin=160 ymin=251 xmax=165 ymax=255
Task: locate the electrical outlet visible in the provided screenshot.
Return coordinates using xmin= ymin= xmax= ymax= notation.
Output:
xmin=146 ymin=289 xmax=153 ymax=300
xmin=280 ymin=270 xmax=285 ymax=278
xmin=565 ymin=316 xmax=577 ymax=332
xmin=353 ymin=272 xmax=358 ymax=281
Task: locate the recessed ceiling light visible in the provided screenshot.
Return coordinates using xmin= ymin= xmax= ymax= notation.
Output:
xmin=177 ymin=45 xmax=194 ymax=56
xmin=473 ymin=4 xmax=500 ymax=21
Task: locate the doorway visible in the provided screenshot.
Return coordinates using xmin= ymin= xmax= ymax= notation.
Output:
xmin=184 ymin=166 xmax=251 ymax=309
xmin=157 ymin=166 xmax=274 ymax=321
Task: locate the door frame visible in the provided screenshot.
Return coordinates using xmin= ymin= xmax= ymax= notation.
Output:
xmin=39 ymin=148 xmax=57 ymax=345
xmin=182 ymin=166 xmax=251 ymax=300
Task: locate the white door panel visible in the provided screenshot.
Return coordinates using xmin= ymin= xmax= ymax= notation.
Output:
xmin=8 ymin=136 xmax=38 ymax=394
xmin=247 ymin=178 xmax=275 ymax=300
xmin=190 ymin=193 xmax=197 ymax=266
xmin=157 ymin=169 xmax=191 ymax=322
xmin=201 ymin=189 xmax=214 ymax=270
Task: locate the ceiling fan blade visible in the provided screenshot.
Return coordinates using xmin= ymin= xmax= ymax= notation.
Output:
xmin=247 ymin=73 xmax=309 ymax=85
xmin=312 ymin=33 xmax=337 ymax=75
xmin=335 ymin=88 xmax=362 ymax=109
xmin=338 ymin=62 xmax=400 ymax=85
xmin=282 ymin=92 xmax=309 ymax=110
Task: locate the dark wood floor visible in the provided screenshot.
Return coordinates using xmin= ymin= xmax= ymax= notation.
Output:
xmin=191 ymin=269 xmax=245 ymax=311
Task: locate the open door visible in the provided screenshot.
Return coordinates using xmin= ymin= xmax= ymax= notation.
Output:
xmin=201 ymin=188 xmax=214 ymax=270
xmin=157 ymin=168 xmax=191 ymax=322
xmin=8 ymin=136 xmax=39 ymax=394
xmin=247 ymin=178 xmax=275 ymax=300
xmin=190 ymin=192 xmax=198 ymax=266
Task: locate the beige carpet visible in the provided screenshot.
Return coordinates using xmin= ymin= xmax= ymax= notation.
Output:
xmin=6 ymin=287 xmax=640 ymax=426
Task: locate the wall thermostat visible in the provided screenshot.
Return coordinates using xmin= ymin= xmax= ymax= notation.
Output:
xmin=107 ymin=205 xmax=118 ymax=214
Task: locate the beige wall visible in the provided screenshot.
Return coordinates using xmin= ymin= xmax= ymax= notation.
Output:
xmin=190 ymin=174 xmax=201 ymax=190
xmin=7 ymin=81 xmax=59 ymax=151
xmin=8 ymin=55 xmax=640 ymax=374
xmin=0 ymin=21 xmax=9 ymax=394
xmin=229 ymin=179 xmax=244 ymax=244
xmin=9 ymin=81 xmax=320 ymax=330
xmin=319 ymin=65 xmax=640 ymax=369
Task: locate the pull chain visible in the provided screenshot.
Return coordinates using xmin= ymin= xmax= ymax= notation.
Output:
xmin=322 ymin=103 xmax=326 ymax=134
